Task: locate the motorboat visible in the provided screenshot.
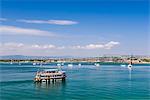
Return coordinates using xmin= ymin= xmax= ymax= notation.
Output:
xmin=120 ymin=64 xmax=126 ymax=67
xmin=127 ymin=64 xmax=132 ymax=70
xmin=33 ymin=62 xmax=36 ymax=66
xmin=78 ymin=63 xmax=81 ymax=66
xmin=95 ymin=63 xmax=100 ymax=67
xmin=68 ymin=64 xmax=73 ymax=67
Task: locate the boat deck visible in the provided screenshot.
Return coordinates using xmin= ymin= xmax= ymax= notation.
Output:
xmin=34 ymin=69 xmax=66 ymax=82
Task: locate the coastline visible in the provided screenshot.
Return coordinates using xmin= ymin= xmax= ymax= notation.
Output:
xmin=0 ymin=61 xmax=150 ymax=65
xmin=1 ymin=55 xmax=150 ymax=65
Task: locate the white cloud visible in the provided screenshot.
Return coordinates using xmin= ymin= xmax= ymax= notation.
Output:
xmin=0 ymin=41 xmax=119 ymax=52
xmin=0 ymin=25 xmax=55 ymax=37
xmin=17 ymin=19 xmax=78 ymax=25
xmin=31 ymin=44 xmax=56 ymax=49
xmin=0 ymin=43 xmax=64 ymax=50
xmin=4 ymin=43 xmax=24 ymax=48
xmin=85 ymin=44 xmax=104 ymax=49
xmin=0 ymin=41 xmax=120 ymax=56
xmin=0 ymin=43 xmax=25 ymax=51
xmin=104 ymin=41 xmax=120 ymax=49
xmin=72 ymin=41 xmax=120 ymax=49
xmin=0 ymin=18 xmax=7 ymax=21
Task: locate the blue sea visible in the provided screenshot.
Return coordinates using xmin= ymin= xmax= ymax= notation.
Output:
xmin=0 ymin=63 xmax=150 ymax=100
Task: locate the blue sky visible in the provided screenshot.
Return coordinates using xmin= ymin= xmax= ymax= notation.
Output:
xmin=0 ymin=0 xmax=149 ymax=56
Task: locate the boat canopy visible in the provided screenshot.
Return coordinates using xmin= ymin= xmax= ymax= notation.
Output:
xmin=43 ymin=69 xmax=59 ymax=72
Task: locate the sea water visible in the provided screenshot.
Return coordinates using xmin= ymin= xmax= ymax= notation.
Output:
xmin=0 ymin=63 xmax=150 ymax=100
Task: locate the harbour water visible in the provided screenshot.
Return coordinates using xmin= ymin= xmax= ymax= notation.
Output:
xmin=0 ymin=63 xmax=150 ymax=100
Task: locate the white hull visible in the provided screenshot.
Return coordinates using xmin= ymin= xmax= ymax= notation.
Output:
xmin=57 ymin=63 xmax=61 ymax=66
xmin=68 ymin=64 xmax=73 ymax=67
xmin=33 ymin=63 xmax=36 ymax=66
xmin=95 ymin=63 xmax=100 ymax=67
xmin=127 ymin=64 xmax=132 ymax=70
xmin=78 ymin=64 xmax=81 ymax=66
xmin=121 ymin=64 xmax=126 ymax=67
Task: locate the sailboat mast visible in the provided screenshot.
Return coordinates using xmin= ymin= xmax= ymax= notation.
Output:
xmin=130 ymin=55 xmax=133 ymax=65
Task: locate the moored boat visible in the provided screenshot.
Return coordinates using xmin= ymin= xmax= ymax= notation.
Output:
xmin=127 ymin=64 xmax=132 ymax=70
xmin=78 ymin=63 xmax=81 ymax=66
xmin=68 ymin=64 xmax=73 ymax=67
xmin=33 ymin=62 xmax=36 ymax=66
xmin=95 ymin=63 xmax=100 ymax=67
xmin=121 ymin=64 xmax=126 ymax=67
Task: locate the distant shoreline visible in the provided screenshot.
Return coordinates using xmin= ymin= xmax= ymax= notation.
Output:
xmin=0 ymin=55 xmax=150 ymax=64
xmin=0 ymin=61 xmax=150 ymax=65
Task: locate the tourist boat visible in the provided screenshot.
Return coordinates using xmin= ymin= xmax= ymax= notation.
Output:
xmin=34 ymin=69 xmax=66 ymax=82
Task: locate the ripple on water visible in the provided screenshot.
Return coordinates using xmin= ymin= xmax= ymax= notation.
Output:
xmin=0 ymin=64 xmax=150 ymax=100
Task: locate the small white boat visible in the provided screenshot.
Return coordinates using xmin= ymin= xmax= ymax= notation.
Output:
xmin=121 ymin=64 xmax=126 ymax=67
xmin=57 ymin=63 xmax=61 ymax=66
xmin=61 ymin=63 xmax=64 ymax=66
xmin=128 ymin=64 xmax=132 ymax=70
xmin=68 ymin=64 xmax=73 ymax=67
xmin=10 ymin=60 xmax=13 ymax=64
xmin=78 ymin=63 xmax=81 ymax=66
xmin=95 ymin=63 xmax=100 ymax=67
xmin=33 ymin=62 xmax=36 ymax=66
xmin=19 ymin=62 xmax=21 ymax=65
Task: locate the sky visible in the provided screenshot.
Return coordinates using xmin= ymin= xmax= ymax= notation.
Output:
xmin=0 ymin=0 xmax=149 ymax=56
